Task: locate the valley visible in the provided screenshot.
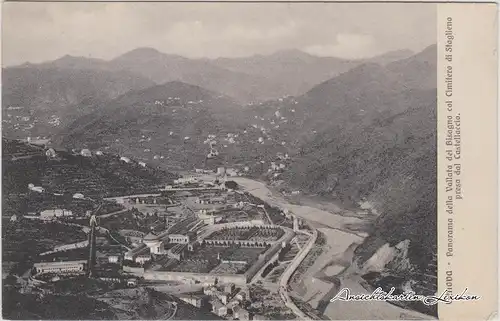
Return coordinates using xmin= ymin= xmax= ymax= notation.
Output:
xmin=3 ymin=42 xmax=437 ymax=320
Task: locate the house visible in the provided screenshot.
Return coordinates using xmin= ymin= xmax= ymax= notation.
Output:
xmin=108 ymin=255 xmax=120 ymax=264
xmin=211 ymin=299 xmax=227 ymax=317
xmin=167 ymin=234 xmax=190 ymax=244
xmin=127 ymin=278 xmax=138 ymax=287
xmin=217 ymin=167 xmax=226 ymax=176
xmin=139 ymin=161 xmax=147 ymax=167
xmin=233 ymin=306 xmax=250 ymax=320
xmin=73 ymin=193 xmax=85 ymax=199
xmin=143 ymin=233 xmax=165 ymax=255
xmin=34 ymin=260 xmax=86 ymax=275
xmin=224 ymin=283 xmax=236 ymax=295
xmin=45 ymin=148 xmax=57 ymax=158
xmin=120 ymin=156 xmax=131 ymax=163
xmin=81 ymin=149 xmax=92 ymax=157
xmin=31 ymin=186 xmax=44 ymax=193
xmin=203 ymin=286 xmax=217 ymax=296
xmin=215 ymin=291 xmax=229 ymax=304
xmin=135 ymin=253 xmax=151 ymax=265
xmin=95 ymin=151 xmax=103 ymax=156
xmin=28 ymin=184 xmax=44 ymax=193
xmin=178 ymin=294 xmax=203 ymax=308
xmin=233 ymin=201 xmax=245 ymax=209
xmin=40 ymin=209 xmax=73 ymax=219
xmin=10 ymin=215 xmax=17 ymax=222
xmin=235 ymin=291 xmax=246 ymax=302
xmin=227 ymin=300 xmax=239 ymax=310
xmin=124 ymin=251 xmax=135 ymax=261
xmin=226 ymin=168 xmax=239 ymax=177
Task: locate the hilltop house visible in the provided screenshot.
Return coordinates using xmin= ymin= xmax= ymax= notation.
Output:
xmin=40 ymin=209 xmax=73 ymax=219
xmin=211 ymin=299 xmax=227 ymax=317
xmin=81 ymin=149 xmax=92 ymax=157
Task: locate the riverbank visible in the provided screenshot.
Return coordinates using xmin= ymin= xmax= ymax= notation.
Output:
xmin=233 ymin=177 xmax=369 ymax=238
xmin=233 ymin=177 xmax=435 ymax=320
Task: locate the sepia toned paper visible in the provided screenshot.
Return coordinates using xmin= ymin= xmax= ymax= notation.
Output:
xmin=437 ymin=3 xmax=498 ymax=320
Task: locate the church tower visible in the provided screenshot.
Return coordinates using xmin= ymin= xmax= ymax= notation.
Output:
xmin=87 ymin=214 xmax=98 ymax=277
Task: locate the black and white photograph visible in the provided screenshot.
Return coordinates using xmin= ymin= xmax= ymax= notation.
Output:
xmin=2 ymin=2 xmax=438 ymax=320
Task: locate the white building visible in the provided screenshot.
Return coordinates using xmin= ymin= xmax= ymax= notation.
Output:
xmin=40 ymin=209 xmax=73 ymax=219
xmin=217 ymin=167 xmax=226 ymax=176
xmin=120 ymin=156 xmax=131 ymax=163
xmin=212 ymin=299 xmax=227 ymax=317
xmin=81 ymin=149 xmax=92 ymax=157
xmin=73 ymin=193 xmax=85 ymax=199
xmin=178 ymin=295 xmax=203 ymax=308
xmin=174 ymin=176 xmax=199 ymax=184
xmin=28 ymin=184 xmax=44 ymax=193
xmin=127 ymin=278 xmax=138 ymax=287
xmin=226 ymin=168 xmax=239 ymax=177
xmin=45 ymin=148 xmax=57 ymax=158
xmin=34 ymin=260 xmax=86 ymax=274
xmin=167 ymin=234 xmax=190 ymax=244
xmin=108 ymin=255 xmax=120 ymax=264
xmin=124 ymin=252 xmax=135 ymax=261
xmin=142 ymin=233 xmax=165 ymax=254
xmin=135 ymin=254 xmax=151 ymax=264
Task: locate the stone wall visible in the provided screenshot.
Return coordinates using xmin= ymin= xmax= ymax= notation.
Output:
xmin=142 ymin=271 xmax=247 ymax=285
xmin=244 ymin=229 xmax=295 ymax=281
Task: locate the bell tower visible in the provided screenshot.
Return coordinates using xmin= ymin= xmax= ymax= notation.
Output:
xmin=87 ymin=214 xmax=98 ymax=277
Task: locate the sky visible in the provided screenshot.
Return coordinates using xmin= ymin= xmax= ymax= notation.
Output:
xmin=2 ymin=2 xmax=436 ymax=66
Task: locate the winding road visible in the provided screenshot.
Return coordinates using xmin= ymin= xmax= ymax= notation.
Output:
xmin=278 ymin=229 xmax=318 ymax=320
xmin=233 ymin=178 xmax=328 ymax=319
xmin=234 ymin=177 xmax=436 ymax=321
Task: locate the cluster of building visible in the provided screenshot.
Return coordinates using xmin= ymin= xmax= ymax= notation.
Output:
xmin=203 ymin=283 xmax=258 ymax=319
xmin=33 ymin=260 xmax=87 ymax=275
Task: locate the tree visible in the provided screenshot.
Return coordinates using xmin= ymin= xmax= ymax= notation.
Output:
xmin=225 ymin=181 xmax=239 ymax=190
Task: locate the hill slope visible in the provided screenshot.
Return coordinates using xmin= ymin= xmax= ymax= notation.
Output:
xmin=2 ymin=66 xmax=155 ymax=139
xmin=2 ymin=139 xmax=176 ymax=198
xmin=58 ymin=81 xmax=249 ymax=170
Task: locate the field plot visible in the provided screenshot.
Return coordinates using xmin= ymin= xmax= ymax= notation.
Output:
xmin=2 ymin=219 xmax=87 ymax=275
xmin=206 ymin=227 xmax=284 ymax=242
xmin=210 ymin=262 xmax=247 ymax=274
xmin=163 ymin=245 xmax=266 ymax=273
xmin=265 ymin=263 xmax=289 ymax=283
xmin=99 ymin=210 xmax=168 ymax=233
xmin=217 ymin=208 xmax=264 ymax=223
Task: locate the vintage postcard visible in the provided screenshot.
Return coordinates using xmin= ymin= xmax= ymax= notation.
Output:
xmin=1 ymin=1 xmax=497 ymax=320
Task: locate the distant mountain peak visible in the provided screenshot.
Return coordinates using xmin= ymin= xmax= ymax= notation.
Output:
xmin=113 ymin=47 xmax=167 ymax=62
xmin=367 ymin=49 xmax=414 ymax=65
xmin=126 ymin=47 xmax=163 ymax=55
xmin=417 ymin=44 xmax=437 ymax=60
xmin=268 ymin=48 xmax=316 ymax=60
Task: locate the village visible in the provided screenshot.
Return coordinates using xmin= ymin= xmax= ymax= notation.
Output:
xmin=3 ymin=143 xmax=318 ymax=321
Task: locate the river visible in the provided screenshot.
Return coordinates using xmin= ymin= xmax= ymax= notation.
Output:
xmin=233 ymin=177 xmax=434 ymax=320
xmin=232 ymin=177 xmax=367 ymax=236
